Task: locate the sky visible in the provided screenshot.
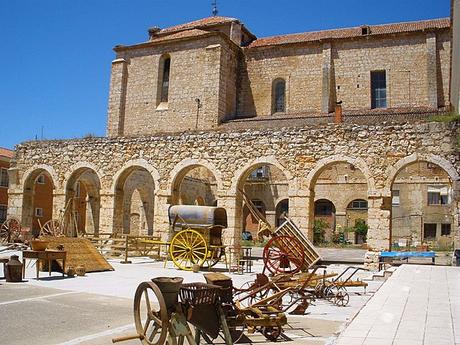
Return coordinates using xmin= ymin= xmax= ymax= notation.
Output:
xmin=0 ymin=0 xmax=450 ymax=149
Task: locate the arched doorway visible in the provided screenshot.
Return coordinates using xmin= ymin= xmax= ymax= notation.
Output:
xmin=314 ymin=199 xmax=336 ymax=243
xmin=390 ymin=161 xmax=454 ymax=250
xmin=237 ymin=164 xmax=289 ymax=239
xmin=172 ymin=165 xmax=218 ymax=206
xmin=22 ymin=170 xmax=54 ymax=235
xmin=113 ymin=167 xmax=155 ymax=235
xmin=65 ymin=167 xmax=101 ymax=236
xmin=275 ymin=199 xmax=289 ymax=227
xmin=309 ymin=161 xmax=369 ymax=243
xmin=346 ymin=199 xmax=368 ymax=244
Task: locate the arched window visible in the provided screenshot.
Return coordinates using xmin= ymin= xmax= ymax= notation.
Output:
xmin=159 ymin=55 xmax=171 ymax=104
xmin=347 ymin=199 xmax=368 ymax=210
xmin=272 ymin=79 xmax=286 ymax=114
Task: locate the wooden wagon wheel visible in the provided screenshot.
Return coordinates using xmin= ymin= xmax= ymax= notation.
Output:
xmin=202 ymin=246 xmax=223 ymax=268
xmin=333 ymin=287 xmax=350 ymax=307
xmin=169 ymin=229 xmax=208 ymax=270
xmin=263 ymin=235 xmax=305 ymax=275
xmin=40 ymin=219 xmax=63 ymax=237
xmin=0 ymin=217 xmax=22 ymax=244
xmin=133 ymin=281 xmax=169 ymax=345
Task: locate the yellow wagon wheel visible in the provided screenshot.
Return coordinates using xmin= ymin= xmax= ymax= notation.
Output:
xmin=169 ymin=229 xmax=208 ymax=270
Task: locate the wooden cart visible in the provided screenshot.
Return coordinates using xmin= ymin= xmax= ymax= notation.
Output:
xmin=167 ymin=205 xmax=227 ymax=271
xmin=240 ymin=189 xmax=321 ymax=274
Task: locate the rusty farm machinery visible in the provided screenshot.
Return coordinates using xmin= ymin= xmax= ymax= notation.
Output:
xmin=112 ymin=273 xmax=287 ymax=345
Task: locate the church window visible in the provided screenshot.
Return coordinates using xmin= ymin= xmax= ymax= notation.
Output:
xmin=157 ymin=55 xmax=171 ymax=105
xmin=161 ymin=57 xmax=170 ymax=102
xmin=272 ymin=79 xmax=286 ymax=113
xmin=371 ymin=70 xmax=386 ymax=108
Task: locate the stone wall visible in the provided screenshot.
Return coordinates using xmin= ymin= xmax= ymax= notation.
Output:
xmin=8 ymin=120 xmax=460 ymax=252
xmin=107 ymin=27 xmax=451 ymax=136
xmin=107 ymin=35 xmax=239 ymax=137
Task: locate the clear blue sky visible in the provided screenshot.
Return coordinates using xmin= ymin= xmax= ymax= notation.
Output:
xmin=0 ymin=0 xmax=450 ymax=149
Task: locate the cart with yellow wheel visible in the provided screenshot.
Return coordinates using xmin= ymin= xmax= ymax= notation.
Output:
xmin=168 ymin=205 xmax=227 ymax=271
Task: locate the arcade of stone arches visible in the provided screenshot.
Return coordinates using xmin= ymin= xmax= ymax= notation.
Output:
xmin=14 ymin=154 xmax=460 ymax=251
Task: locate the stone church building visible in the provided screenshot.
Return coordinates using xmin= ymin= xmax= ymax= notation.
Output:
xmin=7 ymin=15 xmax=460 ymax=263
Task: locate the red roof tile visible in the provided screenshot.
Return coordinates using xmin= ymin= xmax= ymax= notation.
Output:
xmin=158 ymin=16 xmax=238 ymax=35
xmin=249 ymin=18 xmax=450 ymax=48
xmin=0 ymin=147 xmax=14 ymax=159
xmin=150 ymin=29 xmax=211 ymax=43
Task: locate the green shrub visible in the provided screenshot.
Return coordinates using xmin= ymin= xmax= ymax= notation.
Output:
xmin=313 ymin=219 xmax=329 ymax=245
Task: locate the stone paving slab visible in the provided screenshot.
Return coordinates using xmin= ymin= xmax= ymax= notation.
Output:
xmin=335 ymin=265 xmax=460 ymax=345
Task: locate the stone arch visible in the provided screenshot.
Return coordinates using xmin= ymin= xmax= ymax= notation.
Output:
xmin=64 ymin=165 xmax=101 ymax=235
xmin=111 ymin=159 xmax=160 ymax=195
xmin=233 ymin=157 xmax=291 ymax=241
xmin=307 ymin=156 xmax=372 ymax=242
xmin=386 ymin=154 xmax=458 ymax=249
xmin=64 ymin=162 xmax=103 ymax=186
xmin=384 ymin=153 xmax=460 ymax=194
xmin=230 ymin=156 xmax=293 ymax=194
xmin=21 ymin=166 xmax=57 ymax=232
xmin=306 ymin=155 xmax=375 ymax=193
xmin=168 ymin=158 xmax=224 ymax=196
xmin=22 ymin=164 xmax=58 ymax=190
xmin=112 ymin=161 xmax=158 ymax=235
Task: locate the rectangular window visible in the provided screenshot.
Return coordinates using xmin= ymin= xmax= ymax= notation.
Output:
xmin=0 ymin=205 xmax=7 ymax=224
xmin=423 ymin=223 xmax=437 ymax=240
xmin=0 ymin=168 xmax=8 ymax=187
xmin=35 ymin=208 xmax=43 ymax=217
xmin=427 ymin=185 xmax=449 ymax=205
xmin=441 ymin=223 xmax=451 ymax=236
xmin=392 ymin=190 xmax=400 ymax=206
xmin=371 ymin=71 xmax=387 ymax=109
xmin=249 ymin=166 xmax=269 ymax=180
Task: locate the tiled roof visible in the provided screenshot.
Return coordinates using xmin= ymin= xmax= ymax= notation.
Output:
xmin=0 ymin=147 xmax=14 ymax=159
xmin=150 ymin=29 xmax=211 ymax=43
xmin=249 ymin=18 xmax=450 ymax=48
xmin=158 ymin=16 xmax=238 ymax=35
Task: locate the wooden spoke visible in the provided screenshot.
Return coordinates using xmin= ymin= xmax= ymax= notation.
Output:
xmin=134 ymin=281 xmax=168 ymax=345
xmin=169 ymin=229 xmax=208 ymax=270
xmin=0 ymin=217 xmax=22 ymax=244
xmin=263 ymin=235 xmax=305 ymax=274
xmin=40 ymin=219 xmax=64 ymax=237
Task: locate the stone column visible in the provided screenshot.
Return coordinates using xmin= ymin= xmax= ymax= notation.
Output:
xmin=6 ymin=168 xmax=23 ymax=220
xmin=288 ymin=189 xmax=312 ymax=240
xmin=52 ymin=192 xmax=66 ymax=223
xmin=218 ymin=193 xmax=240 ymax=247
xmin=321 ymin=42 xmax=333 ymax=113
xmin=265 ymin=210 xmax=276 ymax=229
xmin=154 ymin=190 xmax=172 ymax=241
xmin=366 ymin=195 xmax=391 ymax=270
xmin=99 ymin=192 xmax=115 ymax=234
xmin=426 ymin=32 xmax=438 ymax=109
xmin=106 ymin=58 xmax=128 ymax=137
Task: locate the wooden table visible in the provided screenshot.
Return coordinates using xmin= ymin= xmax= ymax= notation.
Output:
xmin=22 ymin=250 xmax=66 ymax=280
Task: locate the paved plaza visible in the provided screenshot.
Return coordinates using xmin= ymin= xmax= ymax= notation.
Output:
xmin=1 ymin=247 xmax=459 ymax=345
xmin=336 ymin=265 xmax=460 ymax=345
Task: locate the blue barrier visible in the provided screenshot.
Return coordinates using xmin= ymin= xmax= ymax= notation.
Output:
xmin=379 ymin=251 xmax=436 ymax=269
